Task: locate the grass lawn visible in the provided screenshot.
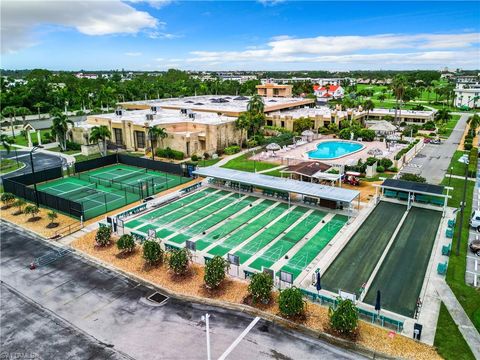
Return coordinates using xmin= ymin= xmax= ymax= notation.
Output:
xmin=0 ymin=158 xmax=23 ymax=174
xmin=221 ymin=153 xmax=278 ymax=173
xmin=11 ymin=129 xmax=53 ymax=146
xmin=197 ymin=157 xmax=222 ymax=167
xmin=446 ymin=150 xmax=470 ymax=177
xmin=439 ymin=115 xmax=461 ymax=139
xmin=261 ymin=168 xmax=284 ymax=177
xmin=74 ymin=153 xmax=103 ymax=162
xmin=361 ymin=172 xmax=396 ymax=182
xmin=48 ymin=147 xmax=80 ymax=155
xmin=434 ymin=303 xmax=475 ymax=360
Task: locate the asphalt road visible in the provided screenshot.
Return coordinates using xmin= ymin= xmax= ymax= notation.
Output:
xmin=400 ymin=114 xmax=469 ymax=184
xmin=0 ymin=150 xmax=63 ymax=181
xmin=0 ymin=222 xmax=365 ymax=360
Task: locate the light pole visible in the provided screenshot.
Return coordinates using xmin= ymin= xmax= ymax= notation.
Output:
xmin=202 ymin=313 xmax=211 ymax=360
xmin=30 ymin=145 xmax=43 ymax=207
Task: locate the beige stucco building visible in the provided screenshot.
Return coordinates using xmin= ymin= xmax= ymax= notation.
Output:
xmin=256 ymin=83 xmax=293 ymax=98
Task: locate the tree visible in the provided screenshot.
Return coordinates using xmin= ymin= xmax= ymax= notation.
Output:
xmin=95 ymin=226 xmax=112 ymax=247
xmin=117 ymin=234 xmax=136 ymax=253
xmin=51 ymin=111 xmax=73 ymax=151
xmin=1 ymin=193 xmax=16 ymax=208
xmin=147 ymin=126 xmax=167 ymax=160
xmin=89 ymin=125 xmax=111 ymax=156
xmin=362 ymin=99 xmax=375 ymax=120
xmin=0 ymin=134 xmax=13 ymax=153
xmin=2 ymin=106 xmax=17 ymax=137
xmin=378 ymin=94 xmax=386 ymax=103
xmin=235 ymin=113 xmax=250 ymax=148
xmin=247 ymin=94 xmax=264 ymax=115
xmin=143 ymin=240 xmax=164 ymax=266
xmin=293 ymin=117 xmax=314 ymax=133
xmin=435 ymin=108 xmax=451 ymax=124
xmin=15 ymin=107 xmax=31 ymax=127
xmin=329 ymin=298 xmax=359 ymax=336
xmin=248 ymin=272 xmax=273 ymax=304
xmin=24 ymin=204 xmax=40 ymax=220
xmin=167 ymin=248 xmax=191 ymax=275
xmin=278 ymin=287 xmax=306 ymax=317
xmin=204 ymin=256 xmax=230 ymax=289
xmin=47 ymin=210 xmax=58 ymax=225
xmin=13 ymin=198 xmax=26 ymax=214
xmin=400 ymin=173 xmax=426 ymax=183
xmin=391 ymin=75 xmax=407 ymax=125
xmin=34 ymin=102 xmax=48 ymax=120
xmin=468 ymin=114 xmax=480 ymax=131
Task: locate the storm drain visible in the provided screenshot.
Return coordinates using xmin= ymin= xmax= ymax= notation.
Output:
xmin=147 ymin=292 xmax=169 ymax=306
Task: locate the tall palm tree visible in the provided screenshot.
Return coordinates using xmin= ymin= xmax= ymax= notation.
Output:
xmin=247 ymin=94 xmax=264 ymax=115
xmin=89 ymin=125 xmax=111 ymax=156
xmin=16 ymin=107 xmax=31 ymax=128
xmin=391 ymin=75 xmax=407 ymax=125
xmin=2 ymin=106 xmax=17 ymax=137
xmin=51 ymin=112 xmax=74 ymax=151
xmin=34 ymin=102 xmax=47 ymax=120
xmin=0 ymin=134 xmax=13 ymax=153
xmin=435 ymin=108 xmax=451 ymax=124
xmin=235 ymin=113 xmax=250 ymax=148
xmin=147 ymin=126 xmax=167 ymax=160
xmin=363 ymin=99 xmax=375 ymax=120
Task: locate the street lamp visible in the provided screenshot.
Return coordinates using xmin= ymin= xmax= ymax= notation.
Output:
xmin=30 ymin=145 xmax=43 ymax=207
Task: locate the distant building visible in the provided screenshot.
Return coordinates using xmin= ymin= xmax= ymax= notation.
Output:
xmin=75 ymin=72 xmax=98 ymax=79
xmin=256 ymin=83 xmax=293 ymax=97
xmin=455 ymin=85 xmax=480 ymax=109
xmin=313 ymin=85 xmax=344 ymax=100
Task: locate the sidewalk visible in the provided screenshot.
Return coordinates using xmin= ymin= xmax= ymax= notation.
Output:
xmin=435 ymin=279 xmax=480 ymax=359
xmin=213 ymin=147 xmax=261 ymax=168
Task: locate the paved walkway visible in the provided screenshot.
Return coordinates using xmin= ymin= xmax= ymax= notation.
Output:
xmin=213 ymin=146 xmax=261 ymax=168
xmin=466 ymin=156 xmax=480 ymax=287
xmin=435 ymin=279 xmax=480 ymax=359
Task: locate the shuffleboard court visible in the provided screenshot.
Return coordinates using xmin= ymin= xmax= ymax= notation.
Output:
xmin=207 ymin=203 xmax=291 ymax=258
xmin=167 ymin=196 xmax=258 ymax=244
xmin=247 ymin=208 xmax=321 ymax=270
xmin=322 ymin=201 xmax=406 ymax=296
xmin=364 ymin=207 xmax=442 ymax=317
xmin=280 ymin=214 xmax=348 ymax=280
xmin=195 ymin=199 xmax=275 ymax=251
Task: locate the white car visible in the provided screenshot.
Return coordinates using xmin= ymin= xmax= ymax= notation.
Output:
xmin=470 ymin=210 xmax=480 ymax=231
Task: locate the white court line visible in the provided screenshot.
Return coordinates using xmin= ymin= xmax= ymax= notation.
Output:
xmin=217 ymin=316 xmax=260 ymax=360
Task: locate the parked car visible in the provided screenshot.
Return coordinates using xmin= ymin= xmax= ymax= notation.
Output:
xmin=469 ymin=210 xmax=480 ymax=231
xmin=431 ymin=139 xmax=442 ymax=145
xmin=470 ymin=240 xmax=480 ymax=256
xmin=423 ymin=138 xmax=431 ymax=143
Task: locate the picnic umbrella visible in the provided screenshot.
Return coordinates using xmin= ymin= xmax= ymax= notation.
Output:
xmin=266 ymin=143 xmax=281 ymax=154
xmin=375 ymin=290 xmax=381 ymax=314
xmin=315 ymin=271 xmax=322 ymax=293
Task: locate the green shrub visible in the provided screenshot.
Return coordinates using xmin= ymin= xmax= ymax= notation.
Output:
xmin=24 ymin=205 xmax=40 ymax=219
xmin=464 ymin=143 xmax=473 ymax=150
xmin=168 ymin=248 xmax=191 ymax=275
xmin=191 ymin=154 xmax=199 ymax=162
xmin=379 ymin=158 xmax=393 ymax=169
xmin=365 ymin=157 xmax=377 ymax=166
xmin=358 ymin=129 xmax=375 ymax=141
xmin=248 ymin=272 xmax=273 ymax=304
xmin=66 ymin=140 xmax=81 ymax=151
xmin=390 ymin=166 xmax=399 ymax=172
xmin=329 ymin=298 xmax=359 ymax=335
xmin=400 ymin=173 xmax=426 ymax=183
xmin=224 ymin=145 xmax=241 ymax=155
xmin=143 ymin=240 xmax=164 ymax=266
xmin=278 ymin=287 xmax=306 ymax=317
xmin=203 ymin=152 xmax=210 ymax=160
xmin=117 ymin=234 xmax=135 ymax=252
xmin=47 ymin=210 xmax=58 ymax=224
xmin=376 ymin=165 xmax=385 ymax=173
xmin=13 ymin=198 xmax=26 ymax=213
xmin=156 ymin=147 xmax=184 ymax=160
xmin=204 ymin=256 xmax=230 ymax=289
xmin=422 ymin=121 xmax=436 ymax=131
xmin=95 ymin=226 xmax=112 ymax=247
xmin=1 ymin=193 xmax=15 ymax=207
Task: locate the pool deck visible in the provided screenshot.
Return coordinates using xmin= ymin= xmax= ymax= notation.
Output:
xmin=251 ymin=136 xmax=402 ymax=166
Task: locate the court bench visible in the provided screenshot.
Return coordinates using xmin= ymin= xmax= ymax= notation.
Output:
xmin=437 ymin=261 xmax=448 ymax=275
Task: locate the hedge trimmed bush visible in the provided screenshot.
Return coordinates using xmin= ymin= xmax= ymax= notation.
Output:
xmin=156 ymin=147 xmax=184 ymax=160
xmin=95 ymin=226 xmax=112 ymax=247
xmin=379 ymin=158 xmax=393 ymax=170
xmin=0 ymin=193 xmax=15 ymax=208
xmin=191 ymin=154 xmax=199 ymax=162
xmin=204 ymin=256 xmax=230 ymax=289
xmin=117 ymin=234 xmax=135 ymax=253
xmin=329 ymin=298 xmax=358 ymax=335
xmin=224 ymin=145 xmax=241 ymax=155
xmin=465 ymin=143 xmax=473 ymax=150
xmin=143 ymin=240 xmax=164 ymax=266
xmin=248 ymin=272 xmax=273 ymax=304
xmin=168 ymin=248 xmax=191 ymax=275
xmin=376 ymin=165 xmax=385 ymax=173
xmin=278 ymin=287 xmax=306 ymax=317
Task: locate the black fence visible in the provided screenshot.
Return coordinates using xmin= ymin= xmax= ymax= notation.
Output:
xmin=3 ymin=167 xmax=83 ymax=219
xmin=74 ymin=154 xmax=117 ymax=173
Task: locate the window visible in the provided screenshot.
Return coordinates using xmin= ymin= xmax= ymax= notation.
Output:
xmin=134 ymin=131 xmax=146 ymax=148
xmin=266 ymin=120 xmax=273 ymax=126
xmin=281 ymin=121 xmax=285 ymax=128
xmin=114 ymin=128 xmax=123 ymax=145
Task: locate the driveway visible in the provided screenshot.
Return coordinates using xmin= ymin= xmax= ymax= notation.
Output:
xmin=0 ymin=150 xmax=64 ymax=181
xmin=400 ymin=114 xmax=469 ymax=184
xmin=0 ymin=222 xmax=364 ymax=360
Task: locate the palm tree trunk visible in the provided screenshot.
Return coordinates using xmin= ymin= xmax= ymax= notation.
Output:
xmin=103 ymin=137 xmax=107 ymax=156
xmin=394 ymin=98 xmax=398 ymax=125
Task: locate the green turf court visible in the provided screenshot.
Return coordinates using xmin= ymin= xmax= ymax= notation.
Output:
xmin=322 ymin=201 xmax=406 ymax=296
xmin=37 ymin=163 xmax=190 ymax=219
xmin=364 ymin=207 xmax=442 ymax=317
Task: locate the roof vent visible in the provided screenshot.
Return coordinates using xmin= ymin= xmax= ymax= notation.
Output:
xmin=115 ymin=108 xmax=124 ymax=117
xmin=146 ymin=114 xmax=154 ymax=121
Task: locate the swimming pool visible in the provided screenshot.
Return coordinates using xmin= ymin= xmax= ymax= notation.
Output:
xmin=307 ymin=141 xmax=364 ymax=160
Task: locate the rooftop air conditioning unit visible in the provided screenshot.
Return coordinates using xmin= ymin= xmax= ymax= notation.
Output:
xmin=115 ymin=109 xmax=124 ymax=117
xmin=146 ymin=114 xmax=154 ymax=121
xmin=188 ymin=113 xmax=196 ymax=119
xmin=180 ymin=108 xmax=188 ymax=115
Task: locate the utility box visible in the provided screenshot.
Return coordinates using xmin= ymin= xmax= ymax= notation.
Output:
xmin=413 ymin=323 xmax=423 ymax=341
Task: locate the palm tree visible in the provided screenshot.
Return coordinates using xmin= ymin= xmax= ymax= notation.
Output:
xmin=2 ymin=106 xmax=17 ymax=137
xmin=51 ymin=112 xmax=74 ymax=151
xmin=435 ymin=108 xmax=451 ymax=124
xmin=235 ymin=113 xmax=250 ymax=148
xmin=0 ymin=134 xmax=13 ymax=153
xmin=89 ymin=125 xmax=111 ymax=156
xmin=147 ymin=126 xmax=167 ymax=160
xmin=391 ymin=75 xmax=407 ymax=125
xmin=468 ymin=114 xmax=480 ymax=135
xmin=34 ymin=102 xmax=47 ymax=120
xmin=363 ymin=99 xmax=375 ymax=120
xmin=247 ymin=94 xmax=264 ymax=115
xmin=16 ymin=107 xmax=31 ymax=128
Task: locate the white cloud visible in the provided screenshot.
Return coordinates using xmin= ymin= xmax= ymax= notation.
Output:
xmin=257 ymin=0 xmax=286 ymax=6
xmin=1 ymin=0 xmax=159 ymax=54
xmin=125 ymin=52 xmax=142 ymax=56
xmin=185 ymin=32 xmax=480 ymax=69
xmin=148 ymin=31 xmax=182 ymax=39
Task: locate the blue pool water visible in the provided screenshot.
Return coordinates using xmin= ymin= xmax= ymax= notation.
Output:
xmin=308 ymin=141 xmax=364 ymax=160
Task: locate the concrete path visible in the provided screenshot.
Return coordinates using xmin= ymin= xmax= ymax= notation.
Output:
xmin=257 ymin=165 xmax=285 ymax=174
xmin=213 ymin=146 xmax=261 ymax=168
xmin=466 ymin=156 xmax=480 ymax=287
xmin=435 ymin=279 xmax=480 ymax=359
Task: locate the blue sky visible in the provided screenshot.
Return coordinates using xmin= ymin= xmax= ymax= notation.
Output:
xmin=1 ymin=1 xmax=479 ymax=71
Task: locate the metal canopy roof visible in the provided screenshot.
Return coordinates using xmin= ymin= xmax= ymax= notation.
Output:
xmin=193 ymin=167 xmax=360 ymax=203
xmin=381 ymin=179 xmax=444 ymax=195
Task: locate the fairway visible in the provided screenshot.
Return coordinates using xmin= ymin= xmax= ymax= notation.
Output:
xmin=364 ymin=207 xmax=442 ymax=317
xmin=322 ymin=202 xmax=406 ymax=296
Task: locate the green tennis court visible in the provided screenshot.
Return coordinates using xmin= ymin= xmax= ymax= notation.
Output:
xmin=364 ymin=207 xmax=441 ymax=317
xmin=246 ymin=207 xmax=319 ymax=270
xmin=280 ymin=214 xmax=348 ymax=280
xmin=322 ymin=201 xmax=406 ymax=296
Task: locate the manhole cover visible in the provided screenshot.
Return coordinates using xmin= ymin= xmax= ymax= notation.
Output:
xmin=148 ymin=292 xmax=169 ymax=305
